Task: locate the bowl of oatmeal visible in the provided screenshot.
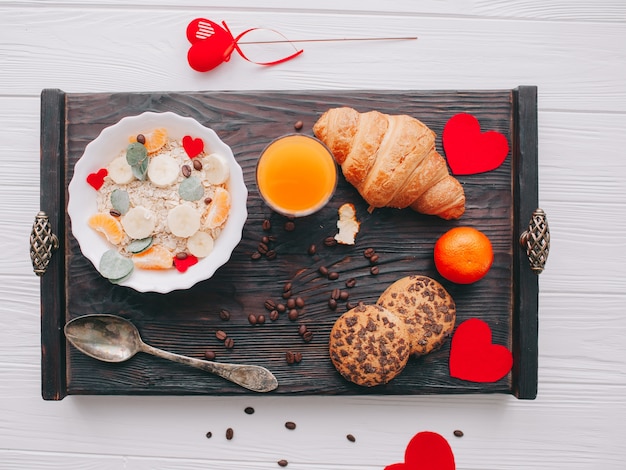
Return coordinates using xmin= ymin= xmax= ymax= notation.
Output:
xmin=68 ymin=111 xmax=248 ymax=293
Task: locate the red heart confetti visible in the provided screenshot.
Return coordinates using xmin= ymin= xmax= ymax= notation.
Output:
xmin=86 ymin=168 xmax=108 ymax=190
xmin=173 ymin=254 xmax=198 ymax=273
xmin=442 ymin=113 xmax=509 ymax=175
xmin=449 ymin=318 xmax=513 ymax=383
xmin=182 ymin=135 xmax=204 ymax=158
xmin=385 ymin=431 xmax=456 ymax=470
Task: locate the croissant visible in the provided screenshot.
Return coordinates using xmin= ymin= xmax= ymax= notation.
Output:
xmin=313 ymin=107 xmax=465 ymax=220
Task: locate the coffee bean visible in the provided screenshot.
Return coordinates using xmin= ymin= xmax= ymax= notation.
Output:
xmin=369 ymin=253 xmax=380 ymax=264
xmin=288 ymin=309 xmax=299 ymax=321
xmin=328 ymin=298 xmax=338 ymax=310
xmin=265 ymin=250 xmax=277 ymax=260
xmin=109 ymin=209 xmax=121 ymax=217
xmin=225 ymin=428 xmax=234 ymax=440
xmin=454 ymin=430 xmax=464 ymax=437
xmin=363 ymin=247 xmax=375 ymax=258
xmin=346 ymin=434 xmax=356 ymax=442
xmin=298 ymin=324 xmax=308 ymax=336
xmin=193 ymin=159 xmax=203 ymax=171
xmin=136 ymin=134 xmax=146 ymax=144
xmin=248 ymin=313 xmax=257 ymax=325
xmin=215 ymin=330 xmax=228 ymax=341
xmin=346 ymin=301 xmax=356 ymax=310
xmin=302 ymin=331 xmax=313 ymax=343
xmin=181 ymin=164 xmax=192 ymax=178
xmin=278 ymin=459 xmax=288 ymax=467
xmin=276 ymin=303 xmax=287 ymax=313
xmin=282 ymin=289 xmax=292 ymax=299
xmin=284 ymin=220 xmax=296 ymax=232
xmin=219 ymin=309 xmax=231 ymax=321
xmin=262 ymin=235 xmax=270 ymax=244
xmin=319 ymin=266 xmax=329 ymax=277
xmin=285 ymin=421 xmax=296 ymax=430
xmin=331 ymin=288 xmax=341 ymax=300
xmin=244 ymin=406 xmax=255 ymax=415
xmin=307 ymin=244 xmax=317 ymax=255
xmin=251 ymin=251 xmax=262 ymax=260
xmin=262 ymin=219 xmax=272 ymax=231
xmin=264 ymin=299 xmax=277 ymax=311
xmin=294 ymin=120 xmax=304 ymax=130
xmin=224 ymin=337 xmax=235 ymax=349
xmin=286 ymin=298 xmax=296 ymax=309
xmin=324 ymin=236 xmax=337 ymax=247
xmin=269 ymin=310 xmax=279 ymax=321
xmin=204 ymin=350 xmax=216 ymax=360
xmin=286 ymin=351 xmax=295 ymax=364
xmin=339 ymin=290 xmax=350 ymax=301
xmin=345 ymin=278 xmax=357 ymax=288
xmin=257 ymin=242 xmax=269 ymax=254
xmin=294 ymin=352 xmax=302 ymax=363
xmin=205 ymin=431 xmax=212 ymax=439
xmin=328 ymin=271 xmax=339 ymax=281
xmin=283 ymin=282 xmax=292 ymax=292
xmin=175 ymin=252 xmax=188 ymax=260
xmin=370 ymin=266 xmax=380 ymax=275
xmin=257 ymin=314 xmax=266 ymax=325
xmin=295 ymin=296 xmax=305 ymax=308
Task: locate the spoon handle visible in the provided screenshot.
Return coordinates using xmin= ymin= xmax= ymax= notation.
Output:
xmin=140 ymin=343 xmax=278 ymax=392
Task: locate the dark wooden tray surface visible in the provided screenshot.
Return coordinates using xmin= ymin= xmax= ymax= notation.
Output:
xmin=39 ymin=87 xmax=539 ymax=400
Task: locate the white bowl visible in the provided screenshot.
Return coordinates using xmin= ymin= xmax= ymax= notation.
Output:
xmin=68 ymin=112 xmax=248 ymax=293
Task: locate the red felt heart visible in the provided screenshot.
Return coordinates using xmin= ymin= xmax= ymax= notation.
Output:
xmin=182 ymin=136 xmax=204 ymax=158
xmin=385 ymin=431 xmax=456 ymax=470
xmin=86 ymin=168 xmax=108 ymax=190
xmin=449 ymin=318 xmax=513 ymax=382
xmin=173 ymin=254 xmax=198 ymax=273
xmin=443 ymin=113 xmax=509 ymax=175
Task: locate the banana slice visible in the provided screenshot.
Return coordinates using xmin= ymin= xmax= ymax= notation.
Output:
xmin=148 ymin=154 xmax=180 ymax=188
xmin=187 ymin=231 xmax=214 ymax=258
xmin=203 ymin=153 xmax=230 ymax=185
xmin=108 ymin=155 xmax=135 ymax=184
xmin=167 ymin=204 xmax=201 ymax=238
xmin=121 ymin=206 xmax=156 ymax=239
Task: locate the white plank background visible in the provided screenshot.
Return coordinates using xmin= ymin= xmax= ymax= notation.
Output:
xmin=1 ymin=1 xmax=625 ymax=469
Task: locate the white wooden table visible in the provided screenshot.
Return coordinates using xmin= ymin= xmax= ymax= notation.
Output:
xmin=2 ymin=1 xmax=625 ymax=468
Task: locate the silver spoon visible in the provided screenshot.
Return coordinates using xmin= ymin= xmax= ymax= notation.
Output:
xmin=64 ymin=314 xmax=278 ymax=393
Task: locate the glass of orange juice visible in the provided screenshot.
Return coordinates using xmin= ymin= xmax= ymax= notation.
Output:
xmin=256 ymin=134 xmax=337 ymax=217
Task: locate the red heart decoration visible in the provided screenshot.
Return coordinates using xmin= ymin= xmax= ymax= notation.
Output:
xmin=449 ymin=318 xmax=513 ymax=382
xmin=443 ymin=113 xmax=509 ymax=175
xmin=173 ymin=254 xmax=198 ymax=273
xmin=183 ymin=136 xmax=204 ymax=158
xmin=385 ymin=431 xmax=455 ymax=470
xmin=86 ymin=168 xmax=108 ymax=190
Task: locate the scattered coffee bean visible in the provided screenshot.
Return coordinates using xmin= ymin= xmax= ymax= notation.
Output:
xmin=205 ymin=431 xmax=212 ymax=439
xmin=324 ymin=236 xmax=337 ymax=247
xmin=224 ymin=337 xmax=235 ymax=349
xmin=283 ymin=282 xmax=292 ymax=292
xmin=225 ymin=428 xmax=234 ymax=440
xmin=109 ymin=209 xmax=121 ymax=217
xmin=193 ymin=159 xmax=203 ymax=171
xmin=363 ymin=247 xmax=375 ymax=258
xmin=248 ymin=313 xmax=258 ymax=325
xmin=219 ymin=309 xmax=231 ymax=321
xmin=369 ymin=253 xmax=380 ymax=264
xmin=264 ymin=299 xmax=277 ymax=311
xmin=345 ymin=277 xmax=357 ymax=288
xmin=257 ymin=242 xmax=269 ymax=255
xmin=175 ymin=252 xmax=188 ymax=260
xmin=284 ymin=221 xmax=295 ymax=232
xmin=454 ymin=430 xmax=464 ymax=437
xmin=331 ymin=288 xmax=341 ymax=300
xmin=346 ymin=301 xmax=356 ymax=310
xmin=298 ymin=324 xmax=308 ymax=336
xmin=328 ymin=271 xmax=340 ymax=281
xmin=318 ymin=266 xmax=329 ymax=277
xmin=204 ymin=197 xmax=213 ymax=205
xmin=302 ymin=331 xmax=313 ymax=343
xmin=204 ymin=350 xmax=216 ymax=360
xmin=136 ymin=134 xmax=146 ymax=144
xmin=261 ymin=235 xmax=270 ymax=244
xmin=262 ymin=219 xmax=272 ymax=231
xmin=370 ymin=266 xmax=380 ymax=275
xmin=328 ymin=298 xmax=338 ymax=310
xmin=257 ymin=314 xmax=266 ymax=324
xmin=285 ymin=351 xmax=295 ymax=364
xmin=339 ymin=290 xmax=350 ymax=301
xmin=182 ymin=164 xmax=192 ymax=178
xmin=295 ymin=297 xmax=305 ymax=308
xmin=251 ymin=251 xmax=262 ymax=260
xmin=288 ymin=309 xmax=299 ymax=321
xmin=282 ymin=289 xmax=292 ymax=299
xmin=278 ymin=459 xmax=289 ymax=467
xmin=346 ymin=434 xmax=356 ymax=442
xmin=244 ymin=406 xmax=255 ymax=415
xmin=215 ymin=330 xmax=228 ymax=341
xmin=285 ymin=421 xmax=297 ymax=430
xmin=294 ymin=120 xmax=304 ymax=130
xmin=307 ymin=244 xmax=317 ymax=255
xmin=270 ymin=310 xmax=280 ymax=321
xmin=286 ymin=298 xmax=296 ymax=309
xmin=294 ymin=351 xmax=302 ymax=363
xmin=265 ymin=250 xmax=277 ymax=260
xmin=276 ymin=303 xmax=287 ymax=313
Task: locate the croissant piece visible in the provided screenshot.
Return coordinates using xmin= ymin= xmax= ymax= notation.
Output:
xmin=313 ymin=107 xmax=465 ymax=220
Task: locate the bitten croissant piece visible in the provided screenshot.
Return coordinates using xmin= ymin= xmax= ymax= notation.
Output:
xmin=313 ymin=107 xmax=465 ymax=220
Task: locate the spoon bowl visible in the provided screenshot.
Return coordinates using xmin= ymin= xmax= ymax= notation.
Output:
xmin=64 ymin=314 xmax=278 ymax=393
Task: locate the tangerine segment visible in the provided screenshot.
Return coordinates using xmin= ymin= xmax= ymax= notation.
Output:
xmin=434 ymin=227 xmax=493 ymax=284
xmin=132 ymin=244 xmax=173 ymax=270
xmin=88 ymin=212 xmax=125 ymax=245
xmin=129 ymin=128 xmax=168 ymax=154
xmin=204 ymin=187 xmax=231 ymax=229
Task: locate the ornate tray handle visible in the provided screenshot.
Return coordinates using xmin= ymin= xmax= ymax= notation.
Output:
xmin=520 ymin=208 xmax=550 ymax=274
xmin=30 ymin=211 xmax=59 ymax=276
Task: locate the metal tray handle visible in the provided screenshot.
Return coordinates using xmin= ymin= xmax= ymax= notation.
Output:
xmin=30 ymin=211 xmax=59 ymax=276
xmin=520 ymin=208 xmax=550 ymax=274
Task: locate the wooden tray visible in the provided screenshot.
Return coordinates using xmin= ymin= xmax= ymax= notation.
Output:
xmin=38 ymin=87 xmax=539 ymax=400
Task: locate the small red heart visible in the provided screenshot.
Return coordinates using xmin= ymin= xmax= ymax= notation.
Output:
xmin=385 ymin=431 xmax=456 ymax=470
xmin=443 ymin=113 xmax=509 ymax=175
xmin=449 ymin=318 xmax=513 ymax=382
xmin=183 ymin=136 xmax=204 ymax=158
xmin=173 ymin=254 xmax=198 ymax=273
xmin=86 ymin=168 xmax=108 ymax=190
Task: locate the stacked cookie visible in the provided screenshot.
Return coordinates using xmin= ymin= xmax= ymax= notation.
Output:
xmin=329 ymin=275 xmax=456 ymax=387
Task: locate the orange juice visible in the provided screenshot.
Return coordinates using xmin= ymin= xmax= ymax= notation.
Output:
xmin=256 ymin=134 xmax=337 ymax=217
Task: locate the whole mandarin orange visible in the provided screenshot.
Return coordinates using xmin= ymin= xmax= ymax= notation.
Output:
xmin=434 ymin=227 xmax=493 ymax=284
